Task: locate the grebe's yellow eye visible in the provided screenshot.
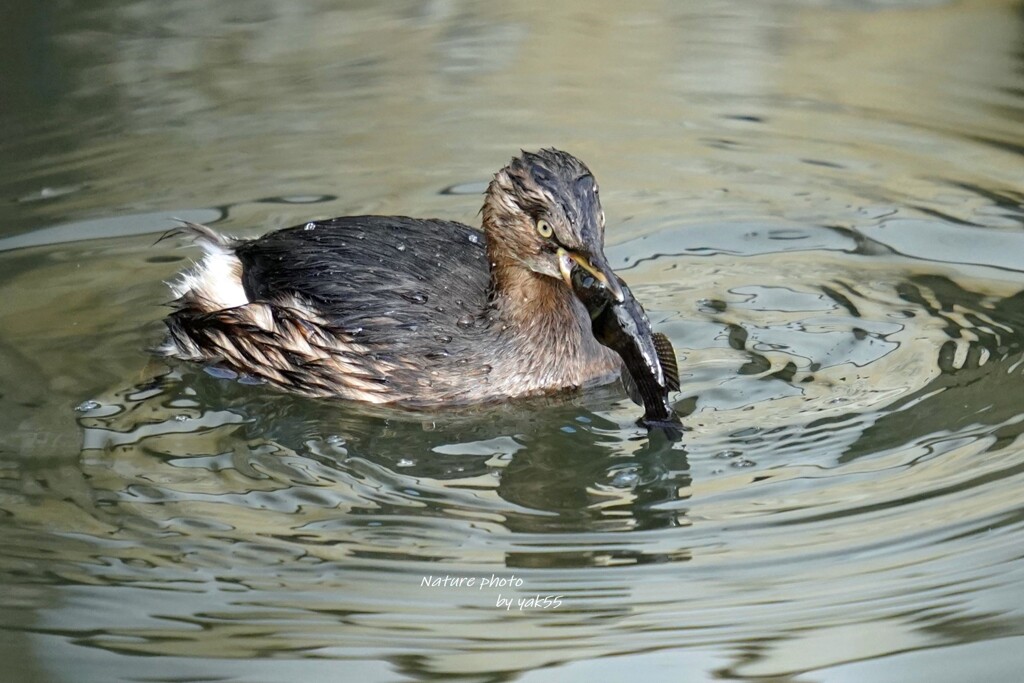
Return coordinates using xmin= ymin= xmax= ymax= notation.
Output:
xmin=536 ymin=220 xmax=553 ymax=238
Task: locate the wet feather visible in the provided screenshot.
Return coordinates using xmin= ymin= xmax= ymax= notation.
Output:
xmin=160 ymin=149 xmax=623 ymax=406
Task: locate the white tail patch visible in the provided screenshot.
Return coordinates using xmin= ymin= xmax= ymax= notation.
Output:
xmin=169 ymin=247 xmax=248 ymax=310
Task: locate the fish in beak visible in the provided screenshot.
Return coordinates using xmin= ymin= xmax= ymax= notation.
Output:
xmin=557 ymin=247 xmax=624 ymax=303
xmin=566 ymin=258 xmax=683 ymax=439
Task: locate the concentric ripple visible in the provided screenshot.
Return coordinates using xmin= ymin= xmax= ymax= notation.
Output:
xmin=2 ymin=1 xmax=1023 ymax=681
xmin=2 ymin=244 xmax=1020 ymax=681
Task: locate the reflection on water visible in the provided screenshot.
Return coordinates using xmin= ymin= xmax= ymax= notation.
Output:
xmin=1 ymin=1 xmax=1023 ymax=682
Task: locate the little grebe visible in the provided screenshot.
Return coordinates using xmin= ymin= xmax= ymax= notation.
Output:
xmin=161 ymin=148 xmax=656 ymax=407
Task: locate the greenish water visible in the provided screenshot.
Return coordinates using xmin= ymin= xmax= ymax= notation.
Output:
xmin=1 ymin=1 xmax=1023 ymax=682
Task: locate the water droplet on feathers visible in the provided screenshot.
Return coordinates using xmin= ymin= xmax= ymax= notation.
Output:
xmin=402 ymin=292 xmax=429 ymax=304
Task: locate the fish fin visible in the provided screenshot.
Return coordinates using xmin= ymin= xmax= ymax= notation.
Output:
xmin=653 ymin=333 xmax=680 ymax=391
xmin=619 ymin=365 xmax=644 ymax=406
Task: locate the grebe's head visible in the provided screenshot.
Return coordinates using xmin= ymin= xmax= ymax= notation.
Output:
xmin=483 ymin=148 xmax=623 ymax=302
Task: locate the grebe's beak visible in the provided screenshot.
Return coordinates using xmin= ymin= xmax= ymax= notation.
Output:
xmin=557 ymin=248 xmax=624 ymax=303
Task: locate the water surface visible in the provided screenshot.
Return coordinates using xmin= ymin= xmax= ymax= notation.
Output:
xmin=1 ymin=1 xmax=1023 ymax=682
